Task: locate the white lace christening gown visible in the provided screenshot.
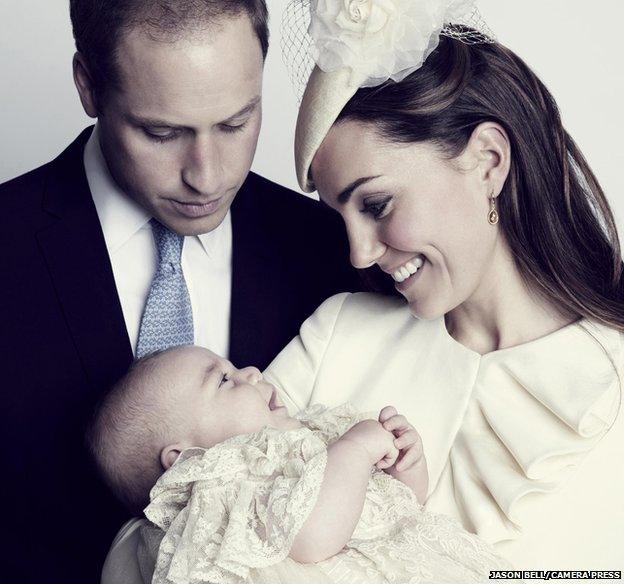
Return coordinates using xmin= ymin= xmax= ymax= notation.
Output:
xmin=142 ymin=404 xmax=513 ymax=584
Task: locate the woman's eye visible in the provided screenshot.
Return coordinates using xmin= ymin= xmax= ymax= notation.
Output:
xmin=361 ymin=196 xmax=392 ymax=220
xmin=218 ymin=374 xmax=229 ymax=388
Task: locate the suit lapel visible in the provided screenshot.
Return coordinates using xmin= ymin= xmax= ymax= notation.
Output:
xmin=229 ymin=178 xmax=283 ymax=369
xmin=36 ymin=129 xmax=133 ymax=388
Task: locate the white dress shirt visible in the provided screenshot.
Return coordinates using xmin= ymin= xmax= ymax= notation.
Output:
xmin=84 ymin=125 xmax=232 ymax=358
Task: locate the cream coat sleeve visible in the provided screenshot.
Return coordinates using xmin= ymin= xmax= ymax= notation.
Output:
xmin=263 ymin=293 xmax=350 ymax=413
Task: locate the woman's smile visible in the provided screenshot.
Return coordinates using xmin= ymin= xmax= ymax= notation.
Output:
xmin=394 ymin=259 xmax=426 ymax=293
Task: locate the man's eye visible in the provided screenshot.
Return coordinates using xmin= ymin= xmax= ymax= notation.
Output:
xmin=220 ymin=121 xmax=248 ymax=134
xmin=219 ymin=374 xmax=229 ymax=388
xmin=143 ymin=128 xmax=180 ymax=143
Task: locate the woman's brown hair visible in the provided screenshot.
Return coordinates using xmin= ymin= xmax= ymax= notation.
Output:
xmin=338 ymin=29 xmax=624 ymax=331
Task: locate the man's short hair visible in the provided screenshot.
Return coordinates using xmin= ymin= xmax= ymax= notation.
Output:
xmin=69 ymin=0 xmax=269 ymax=101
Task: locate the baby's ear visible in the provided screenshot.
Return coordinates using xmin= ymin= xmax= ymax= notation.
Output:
xmin=160 ymin=443 xmax=184 ymax=470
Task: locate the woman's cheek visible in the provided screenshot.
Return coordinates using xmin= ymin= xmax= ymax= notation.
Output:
xmin=385 ymin=215 xmax=421 ymax=250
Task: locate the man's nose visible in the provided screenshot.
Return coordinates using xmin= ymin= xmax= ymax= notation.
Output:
xmin=181 ymin=136 xmax=224 ymax=196
xmin=346 ymin=222 xmax=387 ymax=269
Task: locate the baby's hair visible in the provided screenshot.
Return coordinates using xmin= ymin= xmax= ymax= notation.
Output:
xmin=86 ymin=349 xmax=176 ymax=515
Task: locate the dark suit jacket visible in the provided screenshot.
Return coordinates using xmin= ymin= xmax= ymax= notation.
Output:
xmin=0 ymin=128 xmax=359 ymax=583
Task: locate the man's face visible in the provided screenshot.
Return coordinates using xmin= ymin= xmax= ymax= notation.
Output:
xmin=96 ymin=15 xmax=264 ymax=235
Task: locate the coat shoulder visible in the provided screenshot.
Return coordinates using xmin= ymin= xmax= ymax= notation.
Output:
xmin=236 ymin=172 xmax=361 ymax=297
xmin=0 ymin=162 xmax=54 ymax=233
xmin=0 ymin=162 xmax=49 ymax=202
xmin=242 ymin=172 xmax=343 ymax=236
xmin=1 ymin=127 xmax=91 ymax=211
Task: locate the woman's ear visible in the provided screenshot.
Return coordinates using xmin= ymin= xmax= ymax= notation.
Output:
xmin=468 ymin=122 xmax=511 ymax=198
xmin=160 ymin=443 xmax=184 ymax=471
xmin=72 ymin=52 xmax=99 ymax=118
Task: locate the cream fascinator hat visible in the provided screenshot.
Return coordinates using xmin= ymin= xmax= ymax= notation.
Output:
xmin=282 ymin=0 xmax=494 ymax=192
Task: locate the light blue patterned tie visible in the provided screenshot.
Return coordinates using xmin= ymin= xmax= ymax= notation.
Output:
xmin=136 ymin=219 xmax=194 ymax=358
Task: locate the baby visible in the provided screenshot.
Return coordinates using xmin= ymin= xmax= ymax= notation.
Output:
xmin=88 ymin=345 xmax=510 ymax=584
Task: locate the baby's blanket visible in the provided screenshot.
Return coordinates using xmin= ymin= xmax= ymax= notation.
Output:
xmin=144 ymin=404 xmax=511 ymax=584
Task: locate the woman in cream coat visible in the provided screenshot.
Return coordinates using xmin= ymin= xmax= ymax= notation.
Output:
xmin=266 ymin=8 xmax=624 ymax=574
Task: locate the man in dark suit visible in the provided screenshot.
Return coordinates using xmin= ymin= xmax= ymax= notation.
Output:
xmin=0 ymin=1 xmax=357 ymax=582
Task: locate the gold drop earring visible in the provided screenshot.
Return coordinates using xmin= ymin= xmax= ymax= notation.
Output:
xmin=488 ymin=193 xmax=499 ymax=225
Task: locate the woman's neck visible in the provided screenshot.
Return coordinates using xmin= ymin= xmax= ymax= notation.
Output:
xmin=445 ymin=241 xmax=576 ymax=355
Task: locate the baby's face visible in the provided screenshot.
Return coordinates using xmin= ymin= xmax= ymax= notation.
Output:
xmin=159 ymin=346 xmax=300 ymax=449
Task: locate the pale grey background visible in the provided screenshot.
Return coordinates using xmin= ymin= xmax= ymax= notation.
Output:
xmin=1 ymin=0 xmax=623 ymax=235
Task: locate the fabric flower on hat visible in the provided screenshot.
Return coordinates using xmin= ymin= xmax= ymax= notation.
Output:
xmin=309 ymin=0 xmax=477 ymax=87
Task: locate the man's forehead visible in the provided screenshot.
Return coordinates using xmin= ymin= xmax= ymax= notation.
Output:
xmin=116 ymin=14 xmax=262 ymax=75
xmin=113 ymin=16 xmax=263 ymax=122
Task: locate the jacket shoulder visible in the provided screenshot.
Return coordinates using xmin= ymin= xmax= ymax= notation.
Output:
xmin=0 ymin=162 xmax=50 ymax=199
xmin=0 ymin=162 xmax=54 ymax=228
xmin=238 ymin=172 xmax=361 ymax=294
xmin=1 ymin=127 xmax=92 ymax=205
xmin=242 ymin=172 xmax=341 ymax=230
xmin=0 ymin=128 xmax=93 ymax=229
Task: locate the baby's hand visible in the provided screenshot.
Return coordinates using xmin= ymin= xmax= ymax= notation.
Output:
xmin=340 ymin=419 xmax=398 ymax=469
xmin=379 ymin=406 xmax=429 ymax=503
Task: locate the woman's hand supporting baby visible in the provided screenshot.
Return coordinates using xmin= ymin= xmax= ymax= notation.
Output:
xmin=289 ymin=408 xmax=428 ymax=564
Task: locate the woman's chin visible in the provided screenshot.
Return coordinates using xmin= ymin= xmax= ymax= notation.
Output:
xmin=406 ymin=297 xmax=447 ymax=321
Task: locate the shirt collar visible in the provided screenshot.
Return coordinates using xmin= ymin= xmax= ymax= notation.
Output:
xmin=84 ymin=124 xmax=232 ymax=261
xmin=84 ymin=125 xmax=151 ymax=254
xmin=196 ymin=209 xmax=232 ymax=262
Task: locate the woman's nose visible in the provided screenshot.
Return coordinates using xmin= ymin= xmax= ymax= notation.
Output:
xmin=229 ymin=366 xmax=263 ymax=385
xmin=347 ymin=223 xmax=387 ymax=269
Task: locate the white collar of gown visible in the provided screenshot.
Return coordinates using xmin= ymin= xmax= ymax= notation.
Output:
xmin=432 ymin=316 xmax=623 ymax=544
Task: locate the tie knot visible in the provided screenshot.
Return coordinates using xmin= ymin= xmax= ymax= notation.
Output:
xmin=151 ymin=219 xmax=184 ymax=268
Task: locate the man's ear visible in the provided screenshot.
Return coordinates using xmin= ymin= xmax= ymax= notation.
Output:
xmin=160 ymin=443 xmax=185 ymax=471
xmin=72 ymin=52 xmax=99 ymax=118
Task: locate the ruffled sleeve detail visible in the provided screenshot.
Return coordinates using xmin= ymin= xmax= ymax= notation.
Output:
xmin=144 ymin=427 xmax=327 ymax=584
xmin=440 ymin=321 xmax=622 ymax=544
